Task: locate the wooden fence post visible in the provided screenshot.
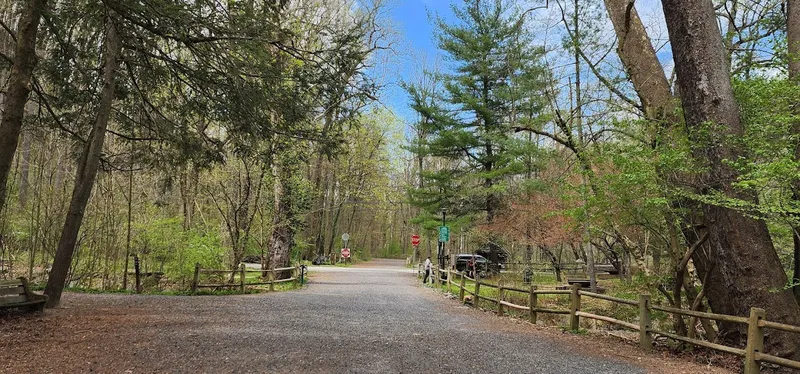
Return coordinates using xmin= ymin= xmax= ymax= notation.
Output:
xmin=529 ymin=285 xmax=537 ymax=324
xmin=570 ymin=283 xmax=581 ymax=331
xmin=192 ymin=263 xmax=200 ymax=295
xmin=474 ymin=276 xmax=481 ymax=308
xmin=638 ymin=294 xmax=652 ymax=350
xmin=269 ymin=269 xmax=275 ymax=292
xmin=240 ymin=263 xmax=246 ymax=294
xmin=459 ymin=272 xmax=466 ymax=301
xmin=744 ymin=307 xmax=766 ymax=374
xmin=497 ymin=279 xmax=505 ymax=316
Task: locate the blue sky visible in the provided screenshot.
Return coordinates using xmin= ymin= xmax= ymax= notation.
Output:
xmin=376 ymin=0 xmax=672 ymax=127
xmin=377 ymin=0 xmax=457 ymax=125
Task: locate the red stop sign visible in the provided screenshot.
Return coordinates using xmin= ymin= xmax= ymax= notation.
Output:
xmin=341 ymin=248 xmax=351 ymax=258
xmin=411 ymin=234 xmax=420 ymax=247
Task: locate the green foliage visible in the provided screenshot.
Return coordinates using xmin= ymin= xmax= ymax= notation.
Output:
xmin=134 ymin=218 xmax=225 ymax=285
xmin=380 ymin=242 xmax=406 ymax=259
xmin=406 ymin=0 xmax=549 ymax=231
xmin=732 ymin=78 xmax=800 ymax=223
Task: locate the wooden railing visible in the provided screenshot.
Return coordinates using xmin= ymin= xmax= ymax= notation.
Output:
xmin=425 ymin=267 xmax=800 ymax=374
xmin=191 ymin=263 xmax=300 ymax=294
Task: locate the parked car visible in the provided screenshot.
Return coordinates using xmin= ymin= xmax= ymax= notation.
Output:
xmin=312 ymin=255 xmax=331 ymax=265
xmin=454 ymin=254 xmax=488 ymax=276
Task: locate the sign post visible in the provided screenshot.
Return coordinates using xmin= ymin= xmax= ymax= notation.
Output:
xmin=341 ymin=233 xmax=350 ymax=263
xmin=437 ymin=209 xmax=448 ymax=273
xmin=411 ymin=234 xmax=421 ymax=264
xmin=438 ymin=226 xmax=450 ymax=243
xmin=439 ymin=226 xmax=450 ymax=272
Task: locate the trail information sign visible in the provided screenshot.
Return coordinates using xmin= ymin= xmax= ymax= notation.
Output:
xmin=438 ymin=226 xmax=450 ymax=243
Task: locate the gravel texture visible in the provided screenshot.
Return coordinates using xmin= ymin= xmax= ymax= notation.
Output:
xmin=0 ymin=259 xmax=731 ymax=373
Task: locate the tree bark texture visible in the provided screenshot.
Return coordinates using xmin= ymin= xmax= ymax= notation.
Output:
xmin=603 ymin=0 xmax=675 ymax=120
xmin=268 ymin=161 xmax=293 ymax=275
xmin=789 ymin=0 xmax=800 ymax=79
xmin=308 ymin=153 xmax=326 ymax=257
xmin=662 ymin=0 xmax=800 ymax=358
xmin=787 ymin=0 xmax=800 ymax=301
xmin=44 ymin=13 xmax=122 ymax=308
xmin=0 ymin=0 xmax=46 ymax=215
xmin=604 ymin=0 xmax=715 ymax=321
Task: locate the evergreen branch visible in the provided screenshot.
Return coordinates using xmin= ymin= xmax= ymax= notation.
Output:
xmin=512 ymin=126 xmax=576 ymax=153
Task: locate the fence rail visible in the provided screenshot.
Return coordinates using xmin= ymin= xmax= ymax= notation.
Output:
xmin=191 ymin=263 xmax=300 ymax=294
xmin=420 ymin=266 xmax=800 ymax=374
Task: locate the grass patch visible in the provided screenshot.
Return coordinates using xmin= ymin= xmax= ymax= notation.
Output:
xmin=561 ymin=326 xmax=589 ymax=334
xmin=62 ymin=286 xmax=136 ymax=295
xmin=48 ymin=277 xmax=303 ymax=297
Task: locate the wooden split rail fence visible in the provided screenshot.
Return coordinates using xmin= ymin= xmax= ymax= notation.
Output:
xmin=191 ymin=263 xmax=300 ymax=294
xmin=424 ymin=266 xmax=800 ymax=374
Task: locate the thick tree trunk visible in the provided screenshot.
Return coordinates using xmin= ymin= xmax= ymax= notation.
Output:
xmin=308 ymin=111 xmax=337 ymax=258
xmin=604 ymin=0 xmax=710 ymax=309
xmin=790 ymin=0 xmax=800 ymax=79
xmin=327 ymin=200 xmax=343 ymax=256
xmin=787 ymin=0 xmax=800 ymax=301
xmin=44 ymin=14 xmax=121 ymax=308
xmin=319 ymin=169 xmax=333 ymax=257
xmin=662 ymin=0 xmax=800 ymax=358
xmin=268 ymin=161 xmax=293 ymax=274
xmin=0 ymin=0 xmax=46 ymax=215
xmin=308 ymin=154 xmax=326 ymax=257
xmin=603 ymin=0 xmax=675 ymax=119
xmin=667 ymin=217 xmax=688 ymax=335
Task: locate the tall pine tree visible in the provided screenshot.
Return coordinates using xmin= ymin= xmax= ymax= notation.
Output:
xmin=406 ymin=0 xmax=548 ymax=264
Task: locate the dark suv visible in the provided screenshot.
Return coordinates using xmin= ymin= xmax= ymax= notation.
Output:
xmin=454 ymin=254 xmax=488 ymax=275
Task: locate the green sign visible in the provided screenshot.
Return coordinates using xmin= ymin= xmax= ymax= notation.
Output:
xmin=438 ymin=226 xmax=450 ymax=242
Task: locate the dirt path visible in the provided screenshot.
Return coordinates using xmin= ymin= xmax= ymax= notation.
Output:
xmin=0 ymin=259 xmax=731 ymax=373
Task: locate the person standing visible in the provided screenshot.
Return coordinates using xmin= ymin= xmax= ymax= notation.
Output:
xmin=423 ymin=257 xmax=432 ymax=284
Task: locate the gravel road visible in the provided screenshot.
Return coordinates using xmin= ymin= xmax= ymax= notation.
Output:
xmin=0 ymin=259 xmax=729 ymax=373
